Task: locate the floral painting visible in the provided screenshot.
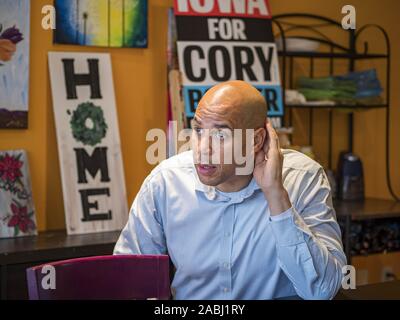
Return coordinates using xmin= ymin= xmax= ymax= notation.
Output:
xmin=0 ymin=0 xmax=30 ymax=129
xmin=54 ymin=0 xmax=148 ymax=48
xmin=0 ymin=150 xmax=37 ymax=238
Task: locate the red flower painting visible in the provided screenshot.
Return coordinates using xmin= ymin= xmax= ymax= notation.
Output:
xmin=0 ymin=153 xmax=23 ymax=183
xmin=7 ymin=201 xmax=36 ymax=235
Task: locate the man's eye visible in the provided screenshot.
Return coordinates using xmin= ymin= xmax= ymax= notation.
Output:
xmin=217 ymin=131 xmax=225 ymax=139
xmin=215 ymin=130 xmax=228 ymax=140
xmin=194 ymin=127 xmax=203 ymax=135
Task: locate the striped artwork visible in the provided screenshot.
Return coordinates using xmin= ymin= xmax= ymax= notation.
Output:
xmin=54 ymin=0 xmax=148 ymax=48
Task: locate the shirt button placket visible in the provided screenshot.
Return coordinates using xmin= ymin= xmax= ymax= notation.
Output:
xmin=220 ymin=204 xmax=234 ymax=296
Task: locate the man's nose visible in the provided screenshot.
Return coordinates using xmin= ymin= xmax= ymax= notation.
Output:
xmin=198 ymin=134 xmax=212 ymax=156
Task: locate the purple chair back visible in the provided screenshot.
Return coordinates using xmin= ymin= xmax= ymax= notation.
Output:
xmin=26 ymin=255 xmax=170 ymax=300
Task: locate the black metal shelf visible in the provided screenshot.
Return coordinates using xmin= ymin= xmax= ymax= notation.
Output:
xmin=272 ymin=12 xmax=394 ymax=194
xmin=272 ymin=13 xmax=397 ymax=263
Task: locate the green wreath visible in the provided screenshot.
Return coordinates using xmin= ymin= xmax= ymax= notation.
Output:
xmin=70 ymin=102 xmax=108 ymax=146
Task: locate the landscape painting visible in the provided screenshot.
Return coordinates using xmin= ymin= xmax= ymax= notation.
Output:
xmin=54 ymin=0 xmax=148 ymax=48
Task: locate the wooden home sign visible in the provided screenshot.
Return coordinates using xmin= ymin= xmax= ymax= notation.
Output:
xmin=48 ymin=52 xmax=128 ymax=235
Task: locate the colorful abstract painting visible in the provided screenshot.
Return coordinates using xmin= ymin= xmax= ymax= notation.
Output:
xmin=0 ymin=150 xmax=37 ymax=239
xmin=54 ymin=0 xmax=148 ymax=48
xmin=0 ymin=0 xmax=30 ymax=129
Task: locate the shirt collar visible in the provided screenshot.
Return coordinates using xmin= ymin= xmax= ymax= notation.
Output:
xmin=192 ymin=166 xmax=261 ymax=203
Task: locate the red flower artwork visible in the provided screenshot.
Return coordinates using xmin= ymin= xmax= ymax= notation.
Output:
xmin=0 ymin=153 xmax=23 ymax=183
xmin=7 ymin=201 xmax=36 ymax=234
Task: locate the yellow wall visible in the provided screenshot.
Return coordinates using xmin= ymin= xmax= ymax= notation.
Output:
xmin=0 ymin=0 xmax=173 ymax=231
xmin=0 ymin=0 xmax=399 ymax=231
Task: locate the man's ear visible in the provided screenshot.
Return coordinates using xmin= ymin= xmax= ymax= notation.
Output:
xmin=254 ymin=127 xmax=267 ymax=153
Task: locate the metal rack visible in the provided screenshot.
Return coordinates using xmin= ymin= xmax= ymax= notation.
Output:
xmin=271 ymin=14 xmax=399 ymax=263
xmin=271 ymin=13 xmax=398 ymax=201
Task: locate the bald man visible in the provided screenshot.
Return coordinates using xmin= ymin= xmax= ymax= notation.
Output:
xmin=114 ymin=81 xmax=346 ymax=300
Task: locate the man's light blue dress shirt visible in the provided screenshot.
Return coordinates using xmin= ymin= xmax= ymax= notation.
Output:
xmin=114 ymin=149 xmax=346 ymax=300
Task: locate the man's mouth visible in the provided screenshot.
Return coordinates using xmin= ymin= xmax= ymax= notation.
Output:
xmin=196 ymin=164 xmax=217 ymax=176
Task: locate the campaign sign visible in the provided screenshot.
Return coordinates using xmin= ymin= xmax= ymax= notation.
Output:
xmin=174 ymin=0 xmax=283 ymax=117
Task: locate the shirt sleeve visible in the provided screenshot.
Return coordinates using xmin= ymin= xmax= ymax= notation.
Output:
xmin=113 ymin=177 xmax=167 ymax=255
xmin=269 ymin=167 xmax=347 ymax=300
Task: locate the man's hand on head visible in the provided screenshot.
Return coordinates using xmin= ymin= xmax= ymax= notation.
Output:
xmin=253 ymin=120 xmax=291 ymax=216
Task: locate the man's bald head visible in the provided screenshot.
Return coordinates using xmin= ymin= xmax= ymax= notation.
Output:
xmin=191 ymin=81 xmax=268 ymax=191
xmin=195 ymin=81 xmax=267 ymax=129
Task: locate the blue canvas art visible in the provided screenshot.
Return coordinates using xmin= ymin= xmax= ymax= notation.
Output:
xmin=54 ymin=0 xmax=148 ymax=48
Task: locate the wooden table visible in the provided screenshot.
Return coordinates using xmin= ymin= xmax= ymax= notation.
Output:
xmin=335 ymin=280 xmax=400 ymax=300
xmin=334 ymin=198 xmax=400 ymax=221
xmin=2 ymin=214 xmax=400 ymax=300
xmin=333 ymin=198 xmax=400 ymax=262
xmin=0 ymin=230 xmax=120 ymax=300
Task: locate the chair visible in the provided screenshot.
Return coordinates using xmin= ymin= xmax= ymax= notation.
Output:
xmin=26 ymin=255 xmax=170 ymax=300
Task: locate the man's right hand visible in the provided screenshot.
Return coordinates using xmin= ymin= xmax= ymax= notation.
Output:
xmin=0 ymin=39 xmax=16 ymax=62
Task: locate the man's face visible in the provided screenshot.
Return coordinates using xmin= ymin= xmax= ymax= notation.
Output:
xmin=192 ymin=104 xmax=247 ymax=187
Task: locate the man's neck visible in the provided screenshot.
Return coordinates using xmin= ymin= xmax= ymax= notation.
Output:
xmin=216 ymin=174 xmax=253 ymax=193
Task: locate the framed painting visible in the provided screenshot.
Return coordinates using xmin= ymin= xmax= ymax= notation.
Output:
xmin=54 ymin=0 xmax=148 ymax=48
xmin=0 ymin=0 xmax=30 ymax=129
